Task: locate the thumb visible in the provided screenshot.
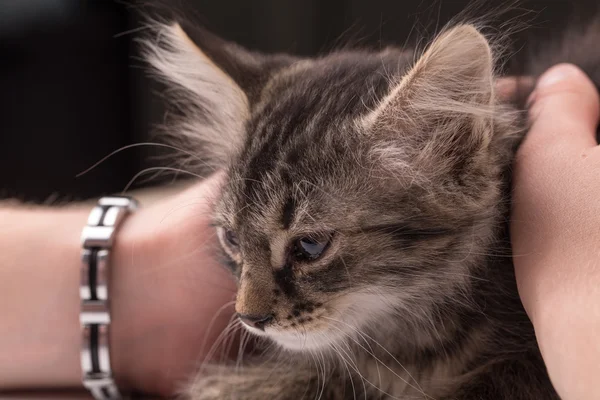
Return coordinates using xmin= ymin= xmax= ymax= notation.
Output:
xmin=524 ymin=63 xmax=599 ymax=156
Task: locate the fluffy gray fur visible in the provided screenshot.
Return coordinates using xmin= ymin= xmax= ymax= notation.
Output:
xmin=143 ymin=14 xmax=600 ymax=400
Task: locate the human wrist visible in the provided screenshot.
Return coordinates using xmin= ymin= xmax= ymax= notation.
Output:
xmin=515 ymin=239 xmax=600 ymax=400
xmin=107 ymin=175 xmax=233 ymax=395
xmin=107 ymin=180 xmax=224 ymax=394
xmin=105 ymin=201 xmax=155 ymax=391
xmin=533 ymin=279 xmax=600 ymax=400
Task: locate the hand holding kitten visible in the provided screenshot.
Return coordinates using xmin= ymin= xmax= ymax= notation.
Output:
xmin=511 ymin=63 xmax=600 ymax=400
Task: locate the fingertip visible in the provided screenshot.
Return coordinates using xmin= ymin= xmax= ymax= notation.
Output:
xmin=530 ymin=64 xmax=600 ymax=119
xmin=526 ymin=63 xmax=599 ymax=151
xmin=536 ymin=63 xmax=590 ymax=90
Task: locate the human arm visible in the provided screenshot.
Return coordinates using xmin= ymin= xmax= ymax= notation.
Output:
xmin=0 ymin=173 xmax=236 ymax=396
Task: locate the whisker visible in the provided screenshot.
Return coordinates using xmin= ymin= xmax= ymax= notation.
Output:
xmin=313 ymin=347 xmax=326 ymax=400
xmin=113 ymin=25 xmax=152 ymax=38
xmin=121 ymin=166 xmax=203 ymax=193
xmin=198 ymin=300 xmax=236 ymax=360
xmin=198 ymin=317 xmax=241 ymax=375
xmin=330 ymin=339 xmax=400 ymax=400
xmin=306 ymin=349 xmax=320 ymax=400
xmin=324 ymin=317 xmax=431 ymax=399
xmin=325 ymin=339 xmax=356 ymax=400
xmin=76 ymin=142 xmax=205 ymax=177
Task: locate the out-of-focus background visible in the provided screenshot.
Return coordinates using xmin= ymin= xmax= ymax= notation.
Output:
xmin=1 ymin=0 xmax=597 ymax=203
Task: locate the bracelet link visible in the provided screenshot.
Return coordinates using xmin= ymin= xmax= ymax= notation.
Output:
xmin=82 ymin=226 xmax=116 ymax=249
xmin=81 ymin=301 xmax=110 ymax=325
xmin=80 ymin=196 xmax=138 ymax=400
xmin=81 ymin=249 xmax=110 ymax=302
xmin=83 ymin=374 xmax=121 ymax=400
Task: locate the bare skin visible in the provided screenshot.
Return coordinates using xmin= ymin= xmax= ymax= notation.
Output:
xmin=0 ymin=65 xmax=598 ymax=399
xmin=0 ymin=173 xmax=236 ymax=396
xmin=511 ymin=63 xmax=600 ymax=400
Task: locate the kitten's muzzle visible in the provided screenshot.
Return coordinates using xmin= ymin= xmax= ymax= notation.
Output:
xmin=238 ymin=313 xmax=274 ymax=331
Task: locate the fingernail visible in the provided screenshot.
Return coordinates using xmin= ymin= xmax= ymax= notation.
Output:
xmin=527 ymin=64 xmax=583 ymax=108
xmin=536 ymin=63 xmax=582 ymax=89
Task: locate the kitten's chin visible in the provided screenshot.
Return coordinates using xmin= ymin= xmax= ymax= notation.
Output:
xmin=266 ymin=329 xmax=345 ymax=351
xmin=240 ymin=323 xmax=345 ymax=351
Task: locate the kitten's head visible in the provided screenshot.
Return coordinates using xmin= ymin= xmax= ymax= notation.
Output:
xmin=147 ymin=22 xmax=520 ymax=351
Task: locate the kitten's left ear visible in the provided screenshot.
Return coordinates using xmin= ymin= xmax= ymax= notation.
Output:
xmin=365 ymin=24 xmax=496 ymax=150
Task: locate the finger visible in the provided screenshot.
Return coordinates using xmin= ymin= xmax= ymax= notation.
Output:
xmin=496 ymin=77 xmax=517 ymax=101
xmin=496 ymin=76 xmax=535 ymax=103
xmin=525 ymin=63 xmax=599 ymax=154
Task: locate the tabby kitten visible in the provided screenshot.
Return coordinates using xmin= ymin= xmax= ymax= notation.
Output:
xmin=145 ymin=15 xmax=600 ymax=400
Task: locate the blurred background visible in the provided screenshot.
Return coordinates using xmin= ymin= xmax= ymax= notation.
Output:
xmin=1 ymin=0 xmax=597 ymax=202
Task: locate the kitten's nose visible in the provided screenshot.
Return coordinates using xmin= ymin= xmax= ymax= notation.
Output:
xmin=237 ymin=313 xmax=273 ymax=330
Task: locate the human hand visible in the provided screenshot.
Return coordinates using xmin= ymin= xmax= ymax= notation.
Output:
xmin=511 ymin=64 xmax=600 ymax=400
xmin=109 ymin=173 xmax=238 ymax=396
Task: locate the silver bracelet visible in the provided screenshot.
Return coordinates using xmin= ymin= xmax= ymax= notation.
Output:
xmin=80 ymin=196 xmax=138 ymax=400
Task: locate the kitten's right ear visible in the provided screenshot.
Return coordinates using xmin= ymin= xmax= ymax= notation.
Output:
xmin=364 ymin=25 xmax=496 ymax=150
xmin=143 ymin=21 xmax=295 ymax=174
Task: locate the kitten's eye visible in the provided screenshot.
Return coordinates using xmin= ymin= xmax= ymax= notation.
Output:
xmin=225 ymin=229 xmax=240 ymax=248
xmin=292 ymin=235 xmax=331 ymax=262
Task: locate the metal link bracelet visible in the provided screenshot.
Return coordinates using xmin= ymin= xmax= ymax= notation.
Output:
xmin=80 ymin=196 xmax=138 ymax=400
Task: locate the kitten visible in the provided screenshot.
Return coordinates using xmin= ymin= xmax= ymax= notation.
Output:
xmin=144 ymin=13 xmax=600 ymax=400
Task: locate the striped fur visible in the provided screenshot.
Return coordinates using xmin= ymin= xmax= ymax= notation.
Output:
xmin=144 ymin=15 xmax=600 ymax=400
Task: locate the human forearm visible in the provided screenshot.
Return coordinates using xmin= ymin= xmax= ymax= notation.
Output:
xmin=0 ymin=174 xmax=236 ymax=396
xmin=0 ymin=205 xmax=88 ymax=389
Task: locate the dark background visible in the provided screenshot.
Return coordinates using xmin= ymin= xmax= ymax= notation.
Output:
xmin=0 ymin=0 xmax=597 ymax=202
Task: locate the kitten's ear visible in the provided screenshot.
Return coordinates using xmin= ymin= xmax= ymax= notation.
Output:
xmin=366 ymin=25 xmax=495 ymax=150
xmin=143 ymin=22 xmax=295 ymax=174
xmin=176 ymin=21 xmax=297 ymax=103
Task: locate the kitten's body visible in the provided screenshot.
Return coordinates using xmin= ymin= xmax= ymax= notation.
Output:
xmin=145 ymin=12 xmax=600 ymax=400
